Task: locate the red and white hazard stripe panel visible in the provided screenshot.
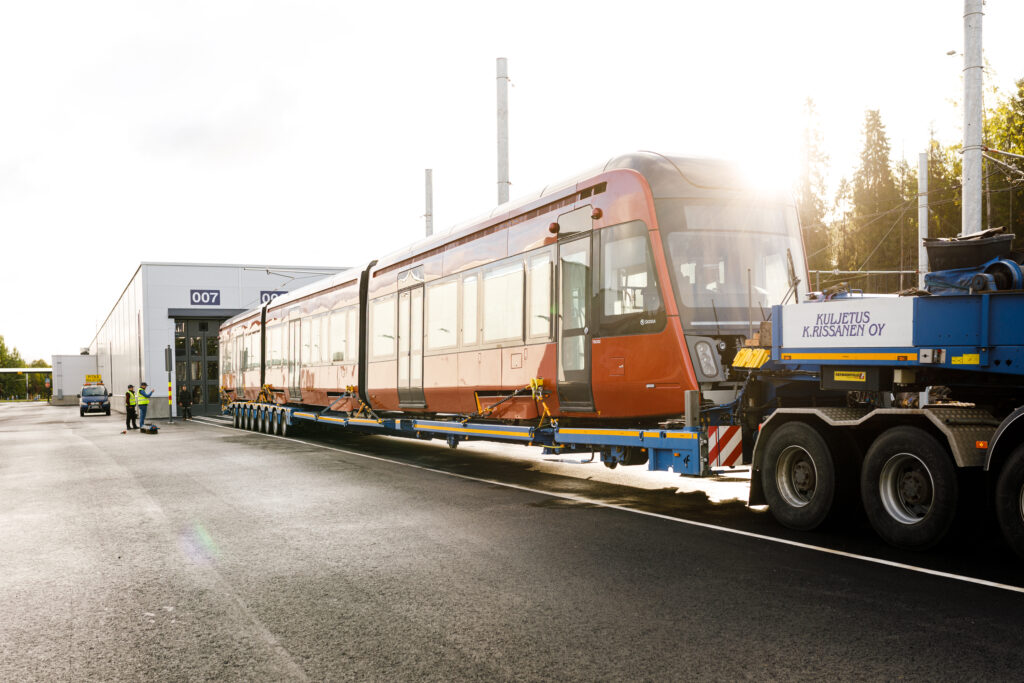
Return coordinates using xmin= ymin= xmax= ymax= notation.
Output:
xmin=708 ymin=426 xmax=743 ymax=467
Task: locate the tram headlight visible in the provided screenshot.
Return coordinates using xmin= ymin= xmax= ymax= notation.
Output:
xmin=694 ymin=341 xmax=719 ymax=377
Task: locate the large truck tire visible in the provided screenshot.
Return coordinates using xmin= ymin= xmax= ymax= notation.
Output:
xmin=995 ymin=444 xmax=1024 ymax=559
xmin=761 ymin=421 xmax=841 ymax=531
xmin=861 ymin=426 xmax=957 ymax=550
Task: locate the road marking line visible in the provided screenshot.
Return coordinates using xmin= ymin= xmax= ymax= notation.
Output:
xmin=198 ymin=419 xmax=1024 ymax=595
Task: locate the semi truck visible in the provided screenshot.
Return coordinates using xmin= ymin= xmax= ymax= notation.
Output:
xmin=740 ymin=240 xmax=1024 ymax=557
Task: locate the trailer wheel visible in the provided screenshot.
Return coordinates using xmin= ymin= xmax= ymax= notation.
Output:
xmin=279 ymin=411 xmax=288 ymax=437
xmin=995 ymin=444 xmax=1024 ymax=559
xmin=861 ymin=426 xmax=957 ymax=550
xmin=233 ymin=406 xmax=241 ymax=428
xmin=761 ymin=421 xmax=840 ymax=531
xmin=260 ymin=408 xmax=269 ymax=433
xmin=246 ymin=408 xmax=254 ymax=431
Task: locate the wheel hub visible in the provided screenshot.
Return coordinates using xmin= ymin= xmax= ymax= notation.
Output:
xmin=898 ymin=470 xmax=930 ymax=505
xmin=792 ymin=460 xmax=816 ymax=495
xmin=879 ymin=452 xmax=934 ymax=524
xmin=776 ymin=445 xmax=817 ymax=508
xmin=1019 ymin=485 xmax=1024 ymax=524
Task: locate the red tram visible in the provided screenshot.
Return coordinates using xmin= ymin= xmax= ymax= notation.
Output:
xmin=220 ymin=152 xmax=806 ymax=425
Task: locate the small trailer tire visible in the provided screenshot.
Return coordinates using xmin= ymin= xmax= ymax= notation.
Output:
xmin=761 ymin=421 xmax=840 ymax=531
xmin=995 ymin=444 xmax=1024 ymax=559
xmin=861 ymin=426 xmax=957 ymax=551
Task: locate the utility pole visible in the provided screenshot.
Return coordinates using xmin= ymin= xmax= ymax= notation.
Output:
xmin=425 ymin=169 xmax=433 ymax=237
xmin=496 ymin=57 xmax=510 ymax=205
xmin=962 ymin=0 xmax=983 ymax=235
xmin=918 ymin=152 xmax=929 ymax=289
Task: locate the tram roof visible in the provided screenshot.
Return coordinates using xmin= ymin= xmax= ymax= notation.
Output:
xmin=371 ymin=151 xmax=783 ymax=272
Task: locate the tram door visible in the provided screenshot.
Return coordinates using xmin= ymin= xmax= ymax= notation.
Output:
xmin=397 ymin=285 xmax=425 ymax=407
xmin=557 ymin=236 xmax=595 ymax=411
xmin=287 ymin=319 xmax=302 ymax=400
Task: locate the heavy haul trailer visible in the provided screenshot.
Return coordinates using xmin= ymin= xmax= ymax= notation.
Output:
xmin=744 ymin=291 xmax=1024 ymax=557
xmin=229 ymin=390 xmax=707 ymax=476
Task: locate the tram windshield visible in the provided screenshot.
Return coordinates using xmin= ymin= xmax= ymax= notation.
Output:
xmin=656 ymin=199 xmax=807 ymax=330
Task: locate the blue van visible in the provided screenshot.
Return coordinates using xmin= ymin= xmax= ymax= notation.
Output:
xmin=79 ymin=386 xmax=111 ymax=417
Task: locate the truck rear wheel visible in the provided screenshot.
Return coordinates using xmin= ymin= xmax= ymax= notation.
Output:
xmin=995 ymin=444 xmax=1024 ymax=559
xmin=761 ymin=421 xmax=840 ymax=531
xmin=861 ymin=427 xmax=957 ymax=550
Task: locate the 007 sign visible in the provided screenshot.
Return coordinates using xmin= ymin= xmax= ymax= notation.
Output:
xmin=190 ymin=289 xmax=221 ymax=306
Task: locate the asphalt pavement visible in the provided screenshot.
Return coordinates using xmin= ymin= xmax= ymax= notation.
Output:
xmin=2 ymin=402 xmax=1024 ymax=681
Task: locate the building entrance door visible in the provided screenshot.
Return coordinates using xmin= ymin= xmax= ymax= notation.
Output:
xmin=174 ymin=319 xmax=223 ymax=416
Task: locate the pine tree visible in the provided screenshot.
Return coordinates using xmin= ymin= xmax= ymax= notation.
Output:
xmin=850 ymin=110 xmax=904 ymax=271
xmin=795 ymin=98 xmax=830 ymax=271
xmin=984 ymin=79 xmax=1024 ymax=243
xmin=925 ymin=136 xmax=962 ymax=240
xmin=831 ymin=177 xmax=855 ymax=272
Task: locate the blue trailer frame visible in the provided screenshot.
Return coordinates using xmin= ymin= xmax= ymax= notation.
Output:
xmin=228 ymin=402 xmax=706 ymax=476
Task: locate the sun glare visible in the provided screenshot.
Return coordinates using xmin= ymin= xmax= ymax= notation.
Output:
xmin=735 ymin=148 xmax=801 ymax=199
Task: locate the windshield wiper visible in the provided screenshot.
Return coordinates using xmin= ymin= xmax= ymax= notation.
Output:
xmin=778 ymin=248 xmax=801 ymax=306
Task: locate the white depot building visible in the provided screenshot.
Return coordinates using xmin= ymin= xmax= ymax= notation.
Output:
xmin=87 ymin=262 xmax=344 ymax=418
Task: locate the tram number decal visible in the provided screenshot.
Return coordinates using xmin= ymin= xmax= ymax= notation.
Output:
xmin=190 ymin=289 xmax=221 ymax=306
xmin=260 ymin=290 xmax=287 ymax=304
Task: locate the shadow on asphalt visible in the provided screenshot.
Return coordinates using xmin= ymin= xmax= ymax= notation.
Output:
xmin=219 ymin=420 xmax=1024 ymax=589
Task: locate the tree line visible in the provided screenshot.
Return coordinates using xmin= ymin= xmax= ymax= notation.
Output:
xmin=796 ymin=78 xmax=1024 ymax=293
xmin=0 ymin=335 xmax=51 ymax=400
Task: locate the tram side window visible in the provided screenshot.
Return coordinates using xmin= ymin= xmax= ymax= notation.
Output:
xmin=330 ymin=309 xmax=348 ymax=362
xmin=369 ymin=296 xmax=397 ymax=360
xmin=301 ymin=318 xmax=312 ymax=365
xmin=267 ymin=325 xmax=280 ymax=366
xmin=462 ymin=275 xmax=479 ymax=346
xmin=527 ymin=252 xmax=552 ymax=340
xmin=254 ymin=331 xmax=262 ymax=369
xmin=426 ymin=280 xmax=458 ymax=351
xmin=242 ymin=333 xmax=252 ymax=370
xmin=222 ymin=339 xmax=232 ymax=375
xmin=598 ymin=220 xmax=666 ymax=335
xmin=347 ymin=308 xmax=358 ymax=362
xmin=311 ymin=315 xmax=325 ymax=364
xmin=483 ymin=261 xmax=524 ymax=343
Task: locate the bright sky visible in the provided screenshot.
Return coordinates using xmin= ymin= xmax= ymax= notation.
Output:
xmin=2 ymin=1 xmax=1023 ymax=363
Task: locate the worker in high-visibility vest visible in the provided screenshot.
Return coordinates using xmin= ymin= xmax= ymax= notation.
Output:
xmin=125 ymin=384 xmax=138 ymax=430
xmin=137 ymin=382 xmax=154 ymax=428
